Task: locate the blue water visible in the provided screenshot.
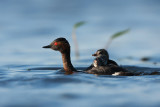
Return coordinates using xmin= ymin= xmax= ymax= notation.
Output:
xmin=0 ymin=0 xmax=160 ymax=107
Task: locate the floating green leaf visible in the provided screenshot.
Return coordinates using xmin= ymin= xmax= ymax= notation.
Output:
xmin=74 ymin=21 xmax=86 ymax=29
xmin=111 ymin=29 xmax=130 ymax=39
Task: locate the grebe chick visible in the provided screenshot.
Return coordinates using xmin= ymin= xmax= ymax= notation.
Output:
xmin=92 ymin=49 xmax=118 ymax=66
xmin=86 ymin=49 xmax=133 ymax=76
xmin=93 ymin=55 xmax=108 ymax=67
xmin=43 ymin=37 xmax=76 ymax=74
xmin=86 ymin=49 xmax=118 ymax=71
xmin=92 ymin=49 xmax=108 ymax=67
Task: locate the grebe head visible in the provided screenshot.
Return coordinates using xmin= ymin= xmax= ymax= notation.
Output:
xmin=43 ymin=37 xmax=70 ymax=53
xmin=92 ymin=49 xmax=109 ymax=59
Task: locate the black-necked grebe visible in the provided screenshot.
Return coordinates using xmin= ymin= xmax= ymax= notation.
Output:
xmin=92 ymin=49 xmax=118 ymax=66
xmin=85 ymin=49 xmax=134 ymax=76
xmin=86 ymin=49 xmax=118 ymax=70
xmin=92 ymin=49 xmax=108 ymax=67
xmin=43 ymin=37 xmax=76 ymax=74
xmin=93 ymin=55 xmax=108 ymax=67
xmin=43 ymin=38 xmax=133 ymax=76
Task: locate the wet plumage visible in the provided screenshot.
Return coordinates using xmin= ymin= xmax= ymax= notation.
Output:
xmin=43 ymin=38 xmax=133 ymax=76
xmin=85 ymin=49 xmax=133 ymax=76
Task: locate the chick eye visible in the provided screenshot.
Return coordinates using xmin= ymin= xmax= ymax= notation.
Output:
xmin=54 ymin=42 xmax=58 ymax=46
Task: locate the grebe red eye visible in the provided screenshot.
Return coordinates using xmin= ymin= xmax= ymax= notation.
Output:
xmin=54 ymin=42 xmax=58 ymax=46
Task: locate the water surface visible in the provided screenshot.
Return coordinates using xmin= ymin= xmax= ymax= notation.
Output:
xmin=0 ymin=0 xmax=160 ymax=107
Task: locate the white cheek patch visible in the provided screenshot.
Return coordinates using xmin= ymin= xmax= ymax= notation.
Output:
xmin=93 ymin=60 xmax=98 ymax=67
xmin=112 ymin=72 xmax=121 ymax=76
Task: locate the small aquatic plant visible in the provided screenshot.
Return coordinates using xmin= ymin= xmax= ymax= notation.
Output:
xmin=72 ymin=21 xmax=86 ymax=59
xmin=105 ymin=29 xmax=130 ymax=49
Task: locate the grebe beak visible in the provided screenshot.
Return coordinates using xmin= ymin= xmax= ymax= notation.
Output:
xmin=42 ymin=45 xmax=52 ymax=48
xmin=92 ymin=53 xmax=97 ymax=56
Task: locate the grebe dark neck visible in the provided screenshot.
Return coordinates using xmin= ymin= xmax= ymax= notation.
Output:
xmin=43 ymin=37 xmax=76 ymax=74
xmin=61 ymin=49 xmax=76 ymax=74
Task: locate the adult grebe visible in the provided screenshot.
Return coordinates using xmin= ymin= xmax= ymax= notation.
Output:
xmin=43 ymin=37 xmax=76 ymax=74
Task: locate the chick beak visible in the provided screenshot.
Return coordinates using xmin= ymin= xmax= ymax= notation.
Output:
xmin=92 ymin=53 xmax=97 ymax=56
xmin=42 ymin=45 xmax=52 ymax=48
